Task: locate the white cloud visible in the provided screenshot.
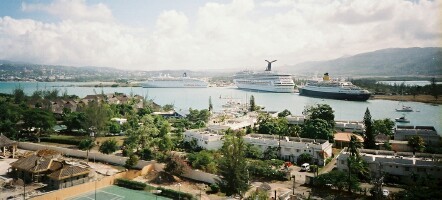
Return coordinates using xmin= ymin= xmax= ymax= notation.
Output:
xmin=0 ymin=0 xmax=440 ymax=71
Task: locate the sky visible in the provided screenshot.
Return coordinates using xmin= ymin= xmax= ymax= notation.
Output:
xmin=0 ymin=0 xmax=440 ymax=71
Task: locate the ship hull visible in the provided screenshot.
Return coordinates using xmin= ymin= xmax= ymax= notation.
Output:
xmin=299 ymin=88 xmax=371 ymax=101
xmin=235 ymin=82 xmax=294 ymax=93
xmin=142 ymin=80 xmax=208 ymax=88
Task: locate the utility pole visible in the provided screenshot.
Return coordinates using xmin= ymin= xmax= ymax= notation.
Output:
xmin=292 ymin=175 xmax=296 ymax=195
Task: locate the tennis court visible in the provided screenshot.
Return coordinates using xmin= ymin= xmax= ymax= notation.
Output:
xmin=67 ymin=185 xmax=171 ymax=200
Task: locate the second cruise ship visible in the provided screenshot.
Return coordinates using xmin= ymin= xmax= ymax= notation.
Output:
xmin=141 ymin=73 xmax=208 ymax=88
xmin=233 ymin=60 xmax=295 ymax=93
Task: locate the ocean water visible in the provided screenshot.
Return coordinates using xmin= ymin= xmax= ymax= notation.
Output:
xmin=1 ymin=82 xmax=441 ymax=133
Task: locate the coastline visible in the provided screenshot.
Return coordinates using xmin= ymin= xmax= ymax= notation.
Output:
xmin=373 ymin=95 xmax=441 ymax=105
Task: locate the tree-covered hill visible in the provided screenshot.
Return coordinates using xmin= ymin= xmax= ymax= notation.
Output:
xmin=284 ymin=47 xmax=442 ymax=76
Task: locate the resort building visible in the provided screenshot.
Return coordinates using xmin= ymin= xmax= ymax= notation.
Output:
xmin=337 ymin=148 xmax=442 ymax=182
xmin=286 ymin=115 xmax=364 ymax=133
xmin=10 ymin=149 xmax=91 ymax=189
xmin=243 ymin=134 xmax=333 ymax=166
xmin=183 ymin=130 xmax=225 ymax=150
xmin=0 ymin=134 xmax=17 ymax=158
xmin=394 ymin=126 xmax=441 ymax=146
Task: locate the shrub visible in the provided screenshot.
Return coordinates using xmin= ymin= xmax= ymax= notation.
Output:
xmin=116 ymin=178 xmax=146 ymax=190
xmin=297 ymin=153 xmax=313 ymax=165
xmin=40 ymin=137 xmax=81 ymax=145
xmin=156 ymin=186 xmax=196 ymax=200
xmin=209 ymin=183 xmax=220 ymax=193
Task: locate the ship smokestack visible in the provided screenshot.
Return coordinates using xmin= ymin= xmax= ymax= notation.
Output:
xmin=323 ymin=73 xmax=330 ymax=81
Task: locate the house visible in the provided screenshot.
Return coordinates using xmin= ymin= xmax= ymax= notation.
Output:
xmin=183 ymin=130 xmax=225 ymax=150
xmin=243 ymin=134 xmax=333 ymax=166
xmin=152 ymin=111 xmax=186 ymax=119
xmin=10 ymin=149 xmax=91 ymax=189
xmin=337 ymin=148 xmax=442 ymax=183
xmin=394 ymin=126 xmax=441 ymax=146
xmin=286 ymin=115 xmax=364 ymax=133
xmin=333 ymin=132 xmax=364 ymax=148
xmin=0 ymin=134 xmax=17 ymax=158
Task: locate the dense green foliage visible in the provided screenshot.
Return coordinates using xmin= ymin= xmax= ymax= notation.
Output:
xmin=187 ymin=150 xmax=218 ymax=174
xmin=313 ymin=170 xmax=359 ymax=192
xmin=78 ymin=139 xmax=95 ymax=150
xmin=351 ymin=78 xmax=442 ymax=97
xmin=165 ymin=154 xmax=190 ymax=176
xmin=301 ymin=119 xmax=333 ymax=140
xmin=40 ymin=136 xmax=82 ymax=145
xmin=217 ymin=130 xmax=250 ymax=198
xmin=156 ymin=186 xmax=196 ymax=200
xmin=373 ymin=118 xmax=395 ymax=136
xmin=408 ymin=136 xmax=425 ymax=153
xmin=248 ymin=159 xmax=287 ymax=181
xmin=303 ymin=104 xmax=335 ymax=128
xmin=115 ymin=178 xmax=147 ymax=190
xmin=363 ymin=108 xmax=376 ymax=149
xmin=125 ymin=154 xmax=139 ymax=169
xmin=297 ymin=153 xmax=313 ymax=165
xmin=99 ymin=138 xmax=119 ymax=154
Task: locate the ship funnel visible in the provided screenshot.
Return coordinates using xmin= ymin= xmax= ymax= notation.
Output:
xmin=323 ymin=73 xmax=330 ymax=81
xmin=183 ymin=72 xmax=187 ymax=77
xmin=265 ymin=60 xmax=277 ymax=71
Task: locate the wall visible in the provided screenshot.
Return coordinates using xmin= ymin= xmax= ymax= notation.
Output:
xmin=154 ymin=163 xmax=220 ymax=184
xmin=31 ymin=169 xmax=145 ymax=200
xmin=18 ymin=142 xmax=153 ymax=169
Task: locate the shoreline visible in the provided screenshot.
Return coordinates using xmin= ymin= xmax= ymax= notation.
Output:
xmin=372 ymin=95 xmax=441 ymax=105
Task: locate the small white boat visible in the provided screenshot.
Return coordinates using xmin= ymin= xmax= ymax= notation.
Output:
xmin=395 ymin=116 xmax=410 ymax=123
xmin=395 ymin=105 xmax=413 ymax=112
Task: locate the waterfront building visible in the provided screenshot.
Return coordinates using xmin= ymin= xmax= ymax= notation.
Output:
xmin=286 ymin=115 xmax=364 ymax=133
xmin=394 ymin=126 xmax=441 ymax=146
xmin=243 ymin=134 xmax=333 ymax=166
xmin=337 ymin=148 xmax=442 ymax=182
xmin=183 ymin=130 xmax=224 ymax=150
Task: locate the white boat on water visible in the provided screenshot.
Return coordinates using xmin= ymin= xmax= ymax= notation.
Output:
xmin=395 ymin=105 xmax=413 ymax=112
xmin=233 ymin=60 xmax=295 ymax=93
xmin=141 ymin=73 xmax=208 ymax=88
xmin=395 ymin=115 xmax=410 ymax=123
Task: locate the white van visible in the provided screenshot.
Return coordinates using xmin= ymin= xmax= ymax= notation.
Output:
xmin=301 ymin=163 xmax=310 ymax=171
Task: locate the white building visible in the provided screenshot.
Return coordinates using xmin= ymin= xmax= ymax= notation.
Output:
xmin=111 ymin=118 xmax=127 ymax=125
xmin=394 ymin=126 xmax=441 ymax=146
xmin=183 ymin=130 xmax=225 ymax=150
xmin=184 ymin=130 xmax=333 ymax=165
xmin=286 ymin=115 xmax=364 ymax=133
xmin=244 ymin=134 xmax=333 ymax=166
xmin=337 ymin=149 xmax=442 ymax=182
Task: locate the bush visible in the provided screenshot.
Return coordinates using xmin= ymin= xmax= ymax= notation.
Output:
xmin=209 ymin=183 xmax=220 ymax=193
xmin=40 ymin=137 xmax=81 ymax=145
xmin=297 ymin=153 xmax=313 ymax=165
xmin=116 ymin=178 xmax=146 ymax=190
xmin=249 ymin=160 xmax=288 ymax=181
xmin=156 ymin=186 xmax=196 ymax=200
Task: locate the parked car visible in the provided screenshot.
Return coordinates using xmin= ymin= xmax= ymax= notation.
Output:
xmin=301 ymin=163 xmax=310 ymax=171
xmin=382 ymin=189 xmax=389 ymax=197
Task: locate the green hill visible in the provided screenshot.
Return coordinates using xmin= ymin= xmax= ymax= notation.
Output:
xmin=284 ymin=47 xmax=442 ymax=76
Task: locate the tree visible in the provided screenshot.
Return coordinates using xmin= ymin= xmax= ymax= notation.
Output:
xmin=245 ymin=190 xmax=269 ymax=200
xmin=187 ymin=150 xmax=218 ymax=174
xmin=78 ymin=139 xmax=95 ymax=163
xmin=99 ymin=138 xmax=119 ymax=154
xmin=245 ymin=144 xmax=262 ymax=159
xmin=217 ymin=131 xmax=250 ymax=198
xmin=164 ymin=154 xmax=190 ymax=176
xmin=125 ymin=154 xmax=139 ymax=169
xmin=249 ymin=95 xmax=256 ymax=111
xmin=162 ymin=104 xmax=174 ymax=111
xmin=346 ymin=135 xmax=368 ymax=192
xmin=208 ymin=96 xmax=213 ymax=111
xmin=83 ymin=101 xmax=111 ymax=135
xmin=300 ymin=119 xmax=333 ymax=140
xmin=408 ymin=136 xmax=425 ymax=154
xmin=262 ymin=146 xmax=279 ymax=160
xmin=363 ymin=108 xmax=376 ymax=149
xmin=373 ymin=118 xmax=395 ymax=136
xmin=63 ymin=112 xmax=87 ymax=132
xmin=297 ymin=153 xmax=313 ymax=165
xmin=278 ymin=109 xmax=291 ymax=118
xmin=303 ymin=104 xmax=335 ymax=128
xmin=0 ymin=101 xmax=21 ymax=139
xmin=314 ymin=170 xmax=359 ymax=192
xmin=13 ymin=87 xmax=26 ymax=104
xmin=22 ymin=108 xmax=56 ymax=141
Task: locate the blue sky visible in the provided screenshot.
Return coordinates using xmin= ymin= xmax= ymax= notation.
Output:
xmin=0 ymin=0 xmax=440 ymax=71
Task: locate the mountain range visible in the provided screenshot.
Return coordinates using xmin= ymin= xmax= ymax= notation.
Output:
xmin=281 ymin=47 xmax=442 ymax=77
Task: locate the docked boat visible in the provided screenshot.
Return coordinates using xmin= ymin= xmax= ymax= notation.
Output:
xmin=141 ymin=73 xmax=208 ymax=88
xmin=395 ymin=115 xmax=410 ymax=123
xmin=233 ymin=60 xmax=295 ymax=93
xmin=395 ymin=105 xmax=413 ymax=112
xmin=298 ymin=73 xmax=371 ymax=101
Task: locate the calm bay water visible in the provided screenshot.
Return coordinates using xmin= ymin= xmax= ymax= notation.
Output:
xmin=1 ymin=82 xmax=441 ymax=134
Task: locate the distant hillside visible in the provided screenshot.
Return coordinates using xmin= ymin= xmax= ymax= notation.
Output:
xmin=283 ymin=47 xmax=442 ymax=76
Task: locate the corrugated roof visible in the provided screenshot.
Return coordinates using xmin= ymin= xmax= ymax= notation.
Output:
xmin=0 ymin=134 xmax=17 ymax=147
xmin=47 ymin=165 xmax=90 ymax=180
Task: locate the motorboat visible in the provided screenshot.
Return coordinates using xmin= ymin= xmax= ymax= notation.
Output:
xmin=395 ymin=105 xmax=413 ymax=112
xmin=395 ymin=116 xmax=410 ymax=123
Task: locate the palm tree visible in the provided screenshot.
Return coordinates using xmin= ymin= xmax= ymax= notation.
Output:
xmin=408 ymin=136 xmax=425 ymax=154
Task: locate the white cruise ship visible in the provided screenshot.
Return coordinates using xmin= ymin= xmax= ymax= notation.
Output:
xmin=233 ymin=60 xmax=295 ymax=93
xmin=141 ymin=73 xmax=208 ymax=88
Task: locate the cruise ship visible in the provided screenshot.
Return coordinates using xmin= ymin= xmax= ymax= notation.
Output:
xmin=141 ymin=73 xmax=208 ymax=88
xmin=299 ymin=73 xmax=371 ymax=101
xmin=233 ymin=60 xmax=295 ymax=93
